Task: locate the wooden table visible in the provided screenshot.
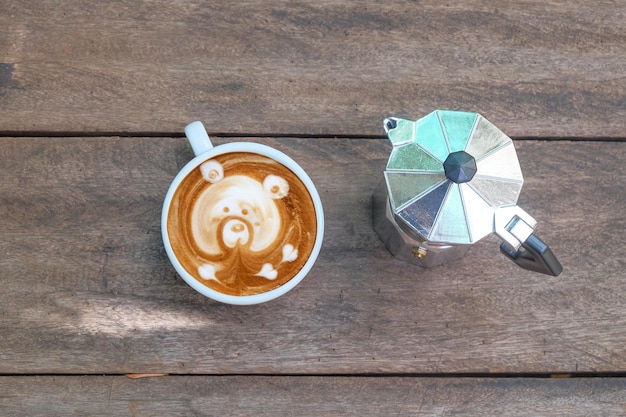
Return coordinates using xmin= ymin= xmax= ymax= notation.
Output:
xmin=1 ymin=1 xmax=625 ymax=415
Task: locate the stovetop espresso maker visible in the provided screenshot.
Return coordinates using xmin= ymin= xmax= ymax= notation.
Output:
xmin=373 ymin=110 xmax=562 ymax=276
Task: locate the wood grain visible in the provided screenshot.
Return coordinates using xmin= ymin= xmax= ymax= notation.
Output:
xmin=0 ymin=1 xmax=624 ymax=137
xmin=1 ymin=376 xmax=626 ymax=416
xmin=0 ymin=136 xmax=623 ymax=375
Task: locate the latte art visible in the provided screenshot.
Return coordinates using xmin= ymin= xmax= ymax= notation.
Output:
xmin=191 ymin=174 xmax=282 ymax=255
xmin=167 ymin=152 xmax=317 ymax=296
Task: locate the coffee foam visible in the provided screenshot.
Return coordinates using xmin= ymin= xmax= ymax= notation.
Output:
xmin=167 ymin=152 xmax=317 ymax=296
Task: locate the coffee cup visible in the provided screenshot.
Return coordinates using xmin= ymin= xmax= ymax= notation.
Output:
xmin=162 ymin=122 xmax=324 ymax=305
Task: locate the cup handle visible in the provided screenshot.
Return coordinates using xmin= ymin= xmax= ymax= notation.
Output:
xmin=184 ymin=121 xmax=213 ymax=156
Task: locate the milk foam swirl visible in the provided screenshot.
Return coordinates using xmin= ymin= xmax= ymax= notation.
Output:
xmin=191 ymin=174 xmax=283 ymax=255
xmin=167 ymin=152 xmax=317 ymax=296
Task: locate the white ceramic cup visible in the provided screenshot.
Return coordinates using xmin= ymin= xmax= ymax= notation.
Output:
xmin=162 ymin=121 xmax=324 ymax=305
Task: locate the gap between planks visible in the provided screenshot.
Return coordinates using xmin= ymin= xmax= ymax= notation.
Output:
xmin=0 ymin=131 xmax=624 ymax=142
xmin=2 ymin=372 xmax=626 ymax=379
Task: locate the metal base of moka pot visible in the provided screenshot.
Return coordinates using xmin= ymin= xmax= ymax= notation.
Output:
xmin=373 ymin=181 xmax=470 ymax=268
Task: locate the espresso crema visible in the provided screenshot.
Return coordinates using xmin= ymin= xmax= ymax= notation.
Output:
xmin=167 ymin=152 xmax=317 ymax=296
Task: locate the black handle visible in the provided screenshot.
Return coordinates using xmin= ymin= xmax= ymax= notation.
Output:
xmin=500 ymin=233 xmax=563 ymax=276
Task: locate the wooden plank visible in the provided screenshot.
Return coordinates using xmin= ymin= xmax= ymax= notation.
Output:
xmin=0 ymin=137 xmax=624 ymax=374
xmin=0 ymin=1 xmax=624 ymax=137
xmin=1 ymin=376 xmax=626 ymax=416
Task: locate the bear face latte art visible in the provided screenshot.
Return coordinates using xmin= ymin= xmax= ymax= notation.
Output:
xmin=166 ymin=152 xmax=317 ymax=297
